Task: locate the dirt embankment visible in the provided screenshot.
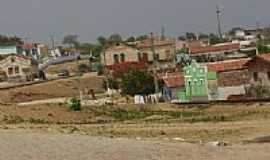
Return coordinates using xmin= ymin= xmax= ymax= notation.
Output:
xmin=45 ymin=59 xmax=90 ymax=75
xmin=0 ymin=75 xmax=105 ymax=103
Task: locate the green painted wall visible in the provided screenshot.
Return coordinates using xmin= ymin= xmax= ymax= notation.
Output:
xmin=183 ymin=60 xmax=209 ymax=98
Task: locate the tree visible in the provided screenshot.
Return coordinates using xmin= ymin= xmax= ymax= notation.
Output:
xmin=198 ymin=33 xmax=209 ymax=40
xmin=63 ymin=35 xmax=79 ymax=48
xmin=209 ymin=33 xmax=223 ymax=45
xmin=108 ymin=34 xmax=122 ymax=44
xmin=97 ymin=36 xmax=107 ymax=47
xmin=126 ymin=36 xmax=136 ymax=42
xmin=120 ymin=69 xmax=155 ymax=96
xmin=136 ymin=35 xmax=148 ymax=41
xmin=178 ymin=36 xmax=186 ymax=41
xmin=228 ymin=27 xmax=244 ymax=36
xmin=185 ymin=32 xmax=197 ymax=41
xmin=0 ymin=35 xmax=23 ymax=46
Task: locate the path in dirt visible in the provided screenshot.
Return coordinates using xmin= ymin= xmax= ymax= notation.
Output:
xmin=0 ymin=130 xmax=269 ymax=160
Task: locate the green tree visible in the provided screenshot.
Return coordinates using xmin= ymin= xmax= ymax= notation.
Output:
xmin=209 ymin=33 xmax=225 ymax=45
xmin=198 ymin=33 xmax=209 ymax=40
xmin=126 ymin=36 xmax=136 ymax=42
xmin=108 ymin=34 xmax=122 ymax=44
xmin=136 ymin=35 xmax=148 ymax=41
xmin=185 ymin=32 xmax=197 ymax=41
xmin=63 ymin=35 xmax=79 ymax=48
xmin=97 ymin=36 xmax=107 ymax=47
xmin=120 ymin=69 xmax=155 ymax=96
xmin=228 ymin=27 xmax=244 ymax=36
xmin=0 ymin=35 xmax=23 ymax=46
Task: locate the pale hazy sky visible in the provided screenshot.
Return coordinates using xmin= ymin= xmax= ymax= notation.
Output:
xmin=0 ymin=0 xmax=269 ymax=44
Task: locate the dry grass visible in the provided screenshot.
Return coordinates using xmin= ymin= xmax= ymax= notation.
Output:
xmin=45 ymin=59 xmax=89 ymax=75
xmin=0 ymin=75 xmax=105 ymax=103
xmin=0 ymin=102 xmax=269 ymax=142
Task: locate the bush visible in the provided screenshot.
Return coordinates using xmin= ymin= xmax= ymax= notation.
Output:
xmin=69 ymin=97 xmax=82 ymax=111
xmin=78 ymin=64 xmax=90 ymax=73
xmin=120 ymin=69 xmax=155 ymax=96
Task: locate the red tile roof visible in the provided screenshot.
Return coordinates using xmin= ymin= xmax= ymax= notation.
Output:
xmin=163 ymin=73 xmax=185 ymax=88
xmin=258 ymin=53 xmax=270 ymax=62
xmin=207 ymin=58 xmax=250 ymax=72
xmin=23 ymin=43 xmax=36 ymax=49
xmin=189 ymin=43 xmax=240 ymax=54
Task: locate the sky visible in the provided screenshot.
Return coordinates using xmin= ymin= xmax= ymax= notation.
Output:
xmin=0 ymin=0 xmax=269 ymax=45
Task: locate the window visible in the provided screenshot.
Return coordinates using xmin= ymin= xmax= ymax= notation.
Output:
xmin=142 ymin=53 xmax=148 ymax=62
xmin=137 ymin=52 xmax=142 ymax=61
xmin=253 ymin=72 xmax=258 ymax=82
xmin=165 ymin=50 xmax=170 ymax=60
xmin=11 ymin=58 xmax=15 ymax=63
xmin=15 ymin=66 xmax=19 ymax=74
xmin=8 ymin=67 xmax=13 ymax=75
xmin=120 ymin=53 xmax=125 ymax=62
xmin=200 ymin=79 xmax=204 ymax=85
xmin=153 ymin=53 xmax=160 ymax=61
xmin=267 ymin=71 xmax=270 ymax=80
xmin=113 ymin=54 xmax=119 ymax=64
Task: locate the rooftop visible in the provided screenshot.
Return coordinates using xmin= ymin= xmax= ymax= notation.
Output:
xmin=162 ymin=73 xmax=185 ymax=88
xmin=189 ymin=43 xmax=240 ymax=55
xmin=206 ymin=58 xmax=250 ymax=72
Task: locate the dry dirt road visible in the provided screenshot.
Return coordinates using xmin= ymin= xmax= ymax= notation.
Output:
xmin=0 ymin=130 xmax=269 ymax=160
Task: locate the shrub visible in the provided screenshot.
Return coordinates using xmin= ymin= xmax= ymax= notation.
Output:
xmin=69 ymin=97 xmax=82 ymax=111
xmin=78 ymin=63 xmax=89 ymax=73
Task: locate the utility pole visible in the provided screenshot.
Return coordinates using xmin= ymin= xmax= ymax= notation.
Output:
xmin=216 ymin=5 xmax=223 ymax=39
xmin=161 ymin=26 xmax=165 ymax=40
xmin=49 ymin=34 xmax=55 ymax=52
xmin=150 ymin=33 xmax=160 ymax=94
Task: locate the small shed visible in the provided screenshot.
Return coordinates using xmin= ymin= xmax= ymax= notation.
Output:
xmin=162 ymin=73 xmax=185 ymax=101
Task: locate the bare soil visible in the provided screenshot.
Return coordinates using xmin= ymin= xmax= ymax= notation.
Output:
xmin=0 ymin=130 xmax=269 ymax=160
xmin=0 ymin=103 xmax=269 ymax=159
xmin=45 ymin=59 xmax=90 ymax=75
xmin=0 ymin=75 xmax=105 ymax=103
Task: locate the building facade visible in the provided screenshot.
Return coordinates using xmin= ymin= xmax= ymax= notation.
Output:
xmin=0 ymin=55 xmax=39 ymax=81
xmin=101 ymin=36 xmax=175 ymax=66
xmin=178 ymin=60 xmax=209 ymax=102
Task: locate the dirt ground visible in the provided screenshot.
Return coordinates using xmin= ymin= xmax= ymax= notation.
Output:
xmin=0 ymin=130 xmax=269 ymax=160
xmin=0 ymin=103 xmax=269 ymax=159
xmin=0 ymin=103 xmax=269 ymax=143
xmin=0 ymin=74 xmax=105 ymax=103
xmin=45 ymin=59 xmax=90 ymax=75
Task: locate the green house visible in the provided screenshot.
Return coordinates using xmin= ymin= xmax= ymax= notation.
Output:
xmin=179 ymin=60 xmax=209 ymax=102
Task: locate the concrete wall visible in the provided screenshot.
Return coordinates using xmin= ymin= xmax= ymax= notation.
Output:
xmin=101 ymin=43 xmax=139 ymax=66
xmin=0 ymin=46 xmax=19 ymax=55
xmin=139 ymin=44 xmax=174 ymax=62
xmin=218 ymin=70 xmax=250 ymax=87
xmin=217 ymin=85 xmax=246 ymax=100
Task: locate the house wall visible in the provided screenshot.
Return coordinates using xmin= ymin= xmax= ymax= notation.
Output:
xmin=0 ymin=56 xmax=38 ymax=81
xmin=248 ymin=59 xmax=270 ymax=86
xmin=217 ymin=69 xmax=250 ymax=87
xmin=183 ymin=61 xmax=209 ymax=102
xmin=139 ymin=44 xmax=174 ymax=62
xmin=0 ymin=46 xmax=20 ymax=55
xmin=101 ymin=43 xmax=139 ymax=66
xmin=217 ymin=85 xmax=246 ymax=100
